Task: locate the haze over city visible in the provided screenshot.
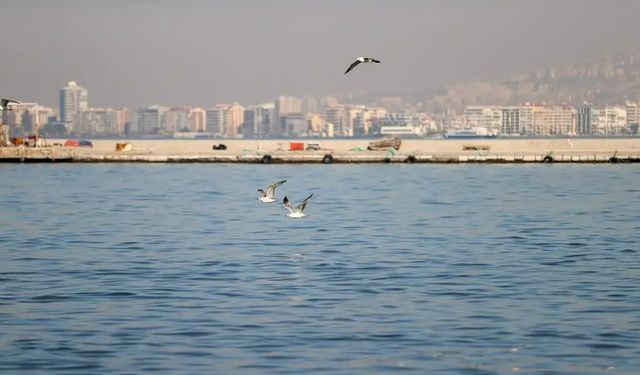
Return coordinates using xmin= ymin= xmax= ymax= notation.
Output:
xmin=4 ymin=3 xmax=640 ymax=374
xmin=2 ymin=0 xmax=640 ymax=108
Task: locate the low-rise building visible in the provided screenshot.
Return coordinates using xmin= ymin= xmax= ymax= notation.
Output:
xmin=464 ymin=106 xmax=503 ymax=133
xmin=137 ymin=105 xmax=168 ymax=135
xmin=593 ymin=106 xmax=627 ymax=135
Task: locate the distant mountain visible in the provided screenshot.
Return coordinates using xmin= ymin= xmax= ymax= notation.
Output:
xmin=422 ymin=50 xmax=640 ymax=111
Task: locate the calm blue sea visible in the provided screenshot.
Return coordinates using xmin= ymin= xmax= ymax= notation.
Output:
xmin=1 ymin=164 xmax=639 ymax=374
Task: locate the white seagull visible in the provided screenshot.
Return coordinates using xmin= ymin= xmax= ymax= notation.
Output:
xmin=0 ymin=98 xmax=21 ymax=111
xmin=344 ymin=57 xmax=381 ymax=75
xmin=283 ymin=194 xmax=313 ymax=218
xmin=258 ymin=179 xmax=287 ymax=203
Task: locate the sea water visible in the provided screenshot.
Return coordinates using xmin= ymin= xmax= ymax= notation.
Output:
xmin=1 ymin=164 xmax=639 ymax=374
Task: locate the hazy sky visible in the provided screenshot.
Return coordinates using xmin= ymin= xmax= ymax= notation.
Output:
xmin=1 ymin=0 xmax=639 ymax=108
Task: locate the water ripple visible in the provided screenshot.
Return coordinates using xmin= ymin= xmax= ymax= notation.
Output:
xmin=1 ymin=164 xmax=639 ymax=374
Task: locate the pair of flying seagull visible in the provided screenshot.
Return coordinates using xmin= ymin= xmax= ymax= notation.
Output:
xmin=1 ymin=98 xmax=21 ymax=111
xmin=258 ymin=179 xmax=312 ymax=218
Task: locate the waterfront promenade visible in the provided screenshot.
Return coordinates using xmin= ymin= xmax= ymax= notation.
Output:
xmin=1 ymin=138 xmax=640 ymax=163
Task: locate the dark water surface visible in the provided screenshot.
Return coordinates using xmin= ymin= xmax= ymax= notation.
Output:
xmin=1 ymin=164 xmax=639 ymax=374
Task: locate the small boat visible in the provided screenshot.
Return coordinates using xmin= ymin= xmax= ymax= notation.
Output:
xmin=367 ymin=136 xmax=401 ymax=151
xmin=212 ymin=143 xmax=227 ymax=150
xmin=115 ymin=143 xmax=132 ymax=151
xmin=64 ymin=139 xmax=93 ymax=147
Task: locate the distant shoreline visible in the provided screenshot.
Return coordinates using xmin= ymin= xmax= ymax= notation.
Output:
xmin=2 ymin=138 xmax=640 ymax=164
xmin=38 ymin=135 xmax=640 ymax=141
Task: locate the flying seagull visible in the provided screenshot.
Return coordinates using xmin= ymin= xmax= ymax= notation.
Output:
xmin=283 ymin=194 xmax=313 ymax=218
xmin=258 ymin=179 xmax=287 ymax=203
xmin=0 ymin=98 xmax=21 ymax=111
xmin=344 ymin=57 xmax=381 ymax=75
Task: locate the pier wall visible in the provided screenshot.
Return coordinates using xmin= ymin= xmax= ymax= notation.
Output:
xmin=79 ymin=138 xmax=640 ymax=154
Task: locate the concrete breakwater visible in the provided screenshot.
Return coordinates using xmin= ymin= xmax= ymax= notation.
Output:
xmin=1 ymin=138 xmax=640 ymax=164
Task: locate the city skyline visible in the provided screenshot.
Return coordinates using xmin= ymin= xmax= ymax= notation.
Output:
xmin=2 ymin=0 xmax=640 ymax=108
xmin=3 ymin=79 xmax=640 ymax=138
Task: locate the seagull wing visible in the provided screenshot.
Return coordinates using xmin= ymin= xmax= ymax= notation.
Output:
xmin=1 ymin=98 xmax=20 ymax=110
xmin=370 ymin=58 xmax=381 ymax=63
xmin=2 ymin=98 xmax=20 ymax=105
xmin=266 ymin=179 xmax=286 ymax=198
xmin=283 ymin=196 xmax=296 ymax=214
xmin=296 ymin=194 xmax=313 ymax=212
xmin=344 ymin=60 xmax=361 ymax=74
xmin=257 ymin=188 xmax=267 ymax=197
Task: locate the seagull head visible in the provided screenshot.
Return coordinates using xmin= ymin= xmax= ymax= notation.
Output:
xmin=356 ymin=57 xmax=365 ymax=62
